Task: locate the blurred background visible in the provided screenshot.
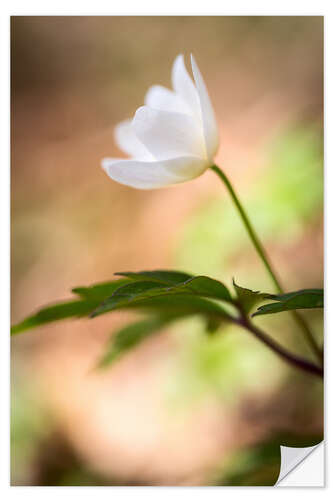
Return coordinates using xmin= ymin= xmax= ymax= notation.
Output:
xmin=11 ymin=16 xmax=323 ymax=486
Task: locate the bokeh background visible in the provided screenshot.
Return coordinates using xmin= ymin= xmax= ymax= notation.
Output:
xmin=11 ymin=16 xmax=323 ymax=486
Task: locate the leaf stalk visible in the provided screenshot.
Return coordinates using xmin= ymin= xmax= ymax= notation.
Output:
xmin=234 ymin=313 xmax=323 ymax=378
xmin=210 ymin=164 xmax=322 ymax=364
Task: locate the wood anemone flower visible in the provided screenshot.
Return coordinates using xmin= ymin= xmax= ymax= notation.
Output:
xmin=102 ymin=54 xmax=219 ymax=189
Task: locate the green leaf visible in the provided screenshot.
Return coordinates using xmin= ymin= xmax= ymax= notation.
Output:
xmin=114 ymin=269 xmax=193 ymax=285
xmin=126 ymin=294 xmax=232 ymax=319
xmin=91 ymin=275 xmax=233 ymax=317
xmin=176 ymin=276 xmax=233 ymax=302
xmin=11 ymin=279 xmax=131 ymax=335
xmin=233 ymin=280 xmax=269 ymax=314
xmin=269 ymin=289 xmax=324 ymax=306
xmin=11 ymin=273 xmax=233 ymax=335
xmin=115 ymin=271 xmax=233 ymax=301
xmin=253 ymin=288 xmax=323 ymax=317
xmin=72 ymin=278 xmax=130 ymax=300
xmin=97 ymin=317 xmax=173 ymax=368
xmin=11 ymin=300 xmax=96 ymax=335
xmin=97 ymin=281 xmax=233 ymax=368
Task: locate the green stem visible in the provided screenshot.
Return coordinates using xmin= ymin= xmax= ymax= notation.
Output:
xmin=211 ymin=164 xmax=322 ymax=363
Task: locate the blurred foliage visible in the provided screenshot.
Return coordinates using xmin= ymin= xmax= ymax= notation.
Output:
xmin=165 ymin=318 xmax=284 ymax=406
xmin=253 ymin=128 xmax=323 ymax=245
xmin=216 ymin=441 xmax=281 ymax=486
xmin=176 ymin=127 xmax=323 ymax=282
xmin=11 ymin=371 xmax=53 ymax=485
xmin=97 ymin=317 xmax=173 ymax=368
xmin=212 ymin=432 xmax=322 ymax=486
xmin=11 ymin=370 xmax=152 ymax=486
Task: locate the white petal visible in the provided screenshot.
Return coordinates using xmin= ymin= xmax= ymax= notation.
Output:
xmin=132 ymin=106 xmax=206 ymax=161
xmin=101 ymin=156 xmax=207 ymax=190
xmin=190 ymin=54 xmax=219 ymax=161
xmin=144 ymin=85 xmax=190 ymax=115
xmin=114 ymin=119 xmax=153 ymax=160
xmin=172 ymin=54 xmax=201 ymax=119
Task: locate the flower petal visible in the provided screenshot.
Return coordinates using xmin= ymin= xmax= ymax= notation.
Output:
xmin=132 ymin=106 xmax=206 ymax=161
xmin=190 ymin=54 xmax=219 ymax=161
xmin=101 ymin=156 xmax=207 ymax=189
xmin=114 ymin=119 xmax=153 ymax=160
xmin=144 ymin=85 xmax=190 ymax=115
xmin=172 ymin=54 xmax=201 ymax=119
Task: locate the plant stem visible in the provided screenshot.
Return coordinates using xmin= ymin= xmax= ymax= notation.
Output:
xmin=236 ymin=315 xmax=323 ymax=378
xmin=210 ymin=164 xmax=322 ymax=363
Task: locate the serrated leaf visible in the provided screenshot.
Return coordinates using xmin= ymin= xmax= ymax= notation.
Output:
xmin=11 ymin=274 xmax=233 ymax=335
xmin=116 ymin=271 xmax=233 ymax=302
xmin=91 ymin=275 xmax=233 ymax=317
xmin=253 ymin=288 xmax=323 ymax=317
xmin=233 ymin=280 xmax=269 ymax=314
xmin=97 ymin=317 xmax=173 ymax=369
xmin=176 ymin=276 xmax=232 ymax=302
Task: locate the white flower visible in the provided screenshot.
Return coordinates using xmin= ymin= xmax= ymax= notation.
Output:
xmin=102 ymin=54 xmax=219 ymax=189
